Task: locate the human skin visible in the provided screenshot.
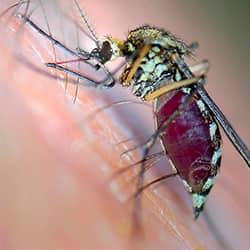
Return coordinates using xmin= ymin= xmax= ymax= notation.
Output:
xmin=0 ymin=1 xmax=250 ymax=250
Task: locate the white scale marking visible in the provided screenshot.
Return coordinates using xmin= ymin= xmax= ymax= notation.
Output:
xmin=196 ymin=99 xmax=206 ymax=112
xmin=175 ymin=70 xmax=182 ymax=81
xmin=212 ymin=148 xmax=222 ymax=166
xmin=138 ymin=72 xmax=150 ymax=82
xmin=140 ymin=56 xmax=162 ymax=73
xmin=152 ymin=46 xmax=161 ymax=53
xmin=154 ymin=64 xmax=168 ymax=77
xmin=202 ymin=177 xmax=215 ymax=192
xmin=209 ymin=122 xmax=218 ymax=140
xmin=192 ymin=193 xmax=206 ymax=209
xmin=181 ymin=87 xmax=192 ymax=94
xmin=148 ymin=50 xmax=156 ymax=59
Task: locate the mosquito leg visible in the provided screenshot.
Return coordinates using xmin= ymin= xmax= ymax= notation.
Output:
xmin=46 ymin=63 xmax=115 ymax=88
xmin=131 ymin=143 xmax=153 ymax=236
xmin=46 ymin=63 xmax=98 ymax=87
xmin=144 ymin=76 xmax=202 ymax=101
xmin=128 ymin=154 xmax=164 ymax=188
xmin=131 ymin=172 xmax=178 ymax=200
xmin=15 ymin=13 xmax=80 ymax=58
xmin=109 ymin=151 xmax=165 ymax=181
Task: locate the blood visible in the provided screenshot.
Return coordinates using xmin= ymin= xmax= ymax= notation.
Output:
xmin=156 ymin=90 xmax=220 ymax=192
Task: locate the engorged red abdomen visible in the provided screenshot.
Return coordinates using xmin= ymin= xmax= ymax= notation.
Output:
xmin=156 ymin=90 xmax=220 ymax=192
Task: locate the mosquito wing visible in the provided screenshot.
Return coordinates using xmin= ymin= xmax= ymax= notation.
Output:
xmin=197 ymin=86 xmax=250 ymax=167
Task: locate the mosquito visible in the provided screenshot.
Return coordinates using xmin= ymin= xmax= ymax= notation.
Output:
xmin=4 ymin=0 xmax=250 ymax=219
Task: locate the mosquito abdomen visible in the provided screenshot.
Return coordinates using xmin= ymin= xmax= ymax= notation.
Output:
xmin=156 ymin=88 xmax=222 ymax=217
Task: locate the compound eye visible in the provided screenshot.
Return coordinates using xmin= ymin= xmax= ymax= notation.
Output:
xmin=99 ymin=41 xmax=112 ymax=63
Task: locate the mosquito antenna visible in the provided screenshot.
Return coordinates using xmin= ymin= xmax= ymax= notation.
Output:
xmin=109 ymin=151 xmax=165 ymax=182
xmin=127 ymin=153 xmax=165 ymax=186
xmin=116 ymin=135 xmax=146 ymax=146
xmin=130 ymin=172 xmax=178 ymax=200
xmin=73 ymin=0 xmax=100 ymax=47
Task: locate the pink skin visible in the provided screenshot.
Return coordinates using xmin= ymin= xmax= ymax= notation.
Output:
xmin=0 ymin=0 xmax=250 ymax=249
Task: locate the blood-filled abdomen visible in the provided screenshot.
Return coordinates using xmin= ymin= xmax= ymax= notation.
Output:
xmin=155 ymin=89 xmax=222 ymax=216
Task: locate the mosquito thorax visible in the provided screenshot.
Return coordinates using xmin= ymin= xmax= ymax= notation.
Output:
xmin=96 ymin=26 xmax=195 ymax=98
xmin=117 ymin=25 xmax=194 ymax=97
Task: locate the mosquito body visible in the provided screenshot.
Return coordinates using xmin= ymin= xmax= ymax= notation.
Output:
xmin=98 ymin=26 xmax=222 ymax=217
xmin=4 ymin=0 xmax=250 ymax=219
xmin=46 ymin=24 xmax=250 ymax=218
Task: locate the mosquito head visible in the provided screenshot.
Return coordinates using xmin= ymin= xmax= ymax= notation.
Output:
xmin=90 ymin=37 xmax=125 ymax=64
